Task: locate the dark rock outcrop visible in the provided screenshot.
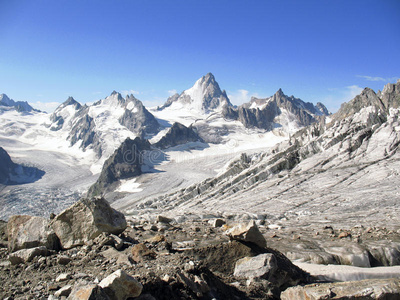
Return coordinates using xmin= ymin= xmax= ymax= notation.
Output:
xmin=223 ymin=89 xmax=329 ymax=130
xmin=88 ymin=137 xmax=151 ymax=197
xmin=0 ymin=147 xmax=45 ymax=185
xmin=154 ymin=122 xmax=203 ymax=149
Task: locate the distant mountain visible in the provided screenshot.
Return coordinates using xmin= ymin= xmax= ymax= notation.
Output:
xmin=158 ymin=73 xmax=232 ymax=113
xmin=87 ymin=137 xmax=151 ymax=197
xmin=50 ymin=92 xmax=160 ymax=158
xmin=154 ymin=122 xmax=204 ymax=149
xmin=49 ymin=97 xmax=82 ymax=131
xmin=0 ymin=147 xmax=45 ymax=185
xmin=0 ymin=94 xmax=38 ymax=113
xmin=141 ymin=80 xmax=400 ymax=219
xmin=223 ymin=88 xmax=330 ymax=132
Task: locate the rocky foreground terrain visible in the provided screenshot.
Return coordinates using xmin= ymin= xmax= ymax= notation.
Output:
xmin=1 ymin=197 xmax=400 ymax=300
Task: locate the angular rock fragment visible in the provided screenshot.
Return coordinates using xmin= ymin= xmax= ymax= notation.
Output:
xmin=225 ymin=220 xmax=267 ymax=248
xmin=51 ymin=197 xmax=127 ymax=249
xmin=234 ymin=253 xmax=277 ymax=280
xmin=55 ymin=284 xmax=72 ymax=297
xmin=7 ymin=215 xmax=59 ymax=252
xmin=99 ymin=269 xmax=143 ymax=300
xmin=208 ymin=218 xmax=226 ymax=228
xmin=67 ymin=284 xmax=110 ymax=300
xmin=8 ymin=246 xmax=48 ymax=264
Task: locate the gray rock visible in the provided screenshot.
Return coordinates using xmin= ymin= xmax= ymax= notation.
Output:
xmin=234 ymin=253 xmax=277 ymax=280
xmin=54 ymin=285 xmax=72 ymax=297
xmin=99 ymin=269 xmax=143 ymax=300
xmin=67 ymin=284 xmax=110 ymax=300
xmin=281 ymin=278 xmax=400 ymax=300
xmin=51 ymin=197 xmax=127 ymax=249
xmin=8 ymin=246 xmax=48 ymax=264
xmin=7 ymin=215 xmax=59 ymax=252
xmin=225 ymin=220 xmax=267 ymax=248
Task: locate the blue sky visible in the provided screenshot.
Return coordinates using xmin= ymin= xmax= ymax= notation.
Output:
xmin=0 ymin=0 xmax=399 ymax=113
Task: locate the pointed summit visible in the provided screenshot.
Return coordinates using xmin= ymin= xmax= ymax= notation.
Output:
xmin=159 ymin=73 xmax=232 ymax=113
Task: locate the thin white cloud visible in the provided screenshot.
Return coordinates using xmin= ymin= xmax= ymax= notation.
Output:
xmin=30 ymin=101 xmax=61 ymax=113
xmin=346 ymin=85 xmax=364 ymax=99
xmin=321 ymin=85 xmax=364 ymax=113
xmin=357 ymin=75 xmax=399 ymax=82
xmin=168 ymin=89 xmax=178 ymax=96
xmin=228 ymin=89 xmax=259 ymax=105
xmin=121 ymin=89 xmax=140 ymax=96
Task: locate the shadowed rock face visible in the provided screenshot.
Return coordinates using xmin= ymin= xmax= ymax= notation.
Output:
xmin=88 ymin=137 xmax=151 ymax=197
xmin=154 ymin=122 xmax=204 ymax=149
xmin=0 ymin=147 xmax=45 ymax=185
xmin=223 ymin=88 xmax=329 ymax=130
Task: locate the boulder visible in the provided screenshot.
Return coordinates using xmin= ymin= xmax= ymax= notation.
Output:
xmin=67 ymin=284 xmax=110 ymax=300
xmin=225 ymin=220 xmax=267 ymax=248
xmin=7 ymin=215 xmax=59 ymax=252
xmin=281 ymin=278 xmax=400 ymax=300
xmin=51 ymin=197 xmax=127 ymax=249
xmin=99 ymin=269 xmax=143 ymax=300
xmin=8 ymin=246 xmax=48 ymax=265
xmin=234 ymin=253 xmax=277 ymax=280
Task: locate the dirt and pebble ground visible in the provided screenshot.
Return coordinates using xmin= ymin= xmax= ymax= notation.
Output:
xmin=0 ymin=216 xmax=400 ymax=299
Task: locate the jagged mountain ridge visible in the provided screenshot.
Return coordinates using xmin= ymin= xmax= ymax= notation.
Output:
xmin=0 ymin=94 xmax=38 ymax=113
xmin=50 ymin=92 xmax=160 ymax=158
xmin=223 ymin=88 xmax=330 ymax=131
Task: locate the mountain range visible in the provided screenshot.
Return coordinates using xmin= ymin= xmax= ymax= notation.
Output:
xmin=0 ymin=74 xmax=399 ymax=224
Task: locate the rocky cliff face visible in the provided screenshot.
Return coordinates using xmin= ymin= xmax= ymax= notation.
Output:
xmin=154 ymin=122 xmax=203 ymax=149
xmin=223 ymin=89 xmax=329 ymax=132
xmin=88 ymin=137 xmax=151 ymax=196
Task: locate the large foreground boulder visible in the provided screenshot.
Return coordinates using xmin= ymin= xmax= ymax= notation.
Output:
xmin=7 ymin=215 xmax=59 ymax=252
xmin=51 ymin=197 xmax=127 ymax=249
xmin=281 ymin=278 xmax=400 ymax=300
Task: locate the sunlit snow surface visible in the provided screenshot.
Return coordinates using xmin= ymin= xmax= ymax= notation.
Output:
xmin=0 ymin=109 xmax=97 ymax=220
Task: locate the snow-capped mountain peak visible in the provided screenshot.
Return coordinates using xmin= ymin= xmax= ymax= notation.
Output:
xmin=0 ymin=93 xmax=37 ymax=112
xmin=159 ymin=73 xmax=232 ymax=113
